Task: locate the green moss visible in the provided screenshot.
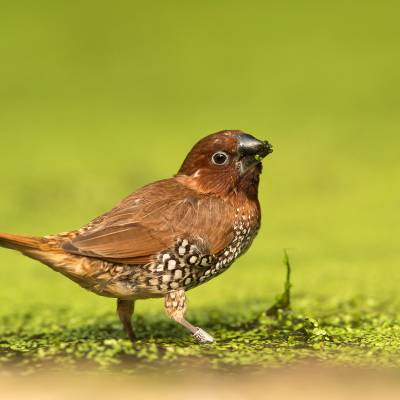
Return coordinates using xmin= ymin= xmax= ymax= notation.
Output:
xmin=1 ymin=252 xmax=399 ymax=374
xmin=0 ymin=294 xmax=399 ymax=373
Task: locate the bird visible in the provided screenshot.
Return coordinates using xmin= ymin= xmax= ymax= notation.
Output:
xmin=0 ymin=130 xmax=272 ymax=344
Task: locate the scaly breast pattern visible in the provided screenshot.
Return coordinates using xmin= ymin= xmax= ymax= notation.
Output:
xmin=111 ymin=207 xmax=261 ymax=298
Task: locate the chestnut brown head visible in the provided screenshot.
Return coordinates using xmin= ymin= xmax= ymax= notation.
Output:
xmin=177 ymin=130 xmax=273 ymax=196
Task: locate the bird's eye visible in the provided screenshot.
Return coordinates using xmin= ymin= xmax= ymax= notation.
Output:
xmin=211 ymin=151 xmax=229 ymax=165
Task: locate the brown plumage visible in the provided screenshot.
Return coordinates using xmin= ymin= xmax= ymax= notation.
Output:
xmin=0 ymin=130 xmax=272 ymax=343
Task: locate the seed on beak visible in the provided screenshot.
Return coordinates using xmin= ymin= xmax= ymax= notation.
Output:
xmin=263 ymin=140 xmax=273 ymax=155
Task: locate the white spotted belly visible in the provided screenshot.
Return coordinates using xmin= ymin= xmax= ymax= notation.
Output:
xmin=120 ymin=212 xmax=260 ymax=298
xmin=62 ymin=211 xmax=260 ymax=300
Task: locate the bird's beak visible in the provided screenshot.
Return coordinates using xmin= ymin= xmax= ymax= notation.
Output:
xmin=236 ymin=133 xmax=273 ymax=174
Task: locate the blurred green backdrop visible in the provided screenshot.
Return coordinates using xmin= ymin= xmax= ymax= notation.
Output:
xmin=0 ymin=0 xmax=399 ymax=319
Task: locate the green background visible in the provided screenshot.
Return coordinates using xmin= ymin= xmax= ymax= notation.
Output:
xmin=0 ymin=1 xmax=399 ymax=343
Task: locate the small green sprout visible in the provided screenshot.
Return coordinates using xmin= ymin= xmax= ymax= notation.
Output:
xmin=266 ymin=249 xmax=292 ymax=317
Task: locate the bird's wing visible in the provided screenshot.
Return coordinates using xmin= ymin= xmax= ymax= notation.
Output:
xmin=62 ymin=179 xmax=234 ymax=264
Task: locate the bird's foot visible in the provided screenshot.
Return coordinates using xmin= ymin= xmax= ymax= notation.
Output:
xmin=193 ymin=327 xmax=214 ymax=344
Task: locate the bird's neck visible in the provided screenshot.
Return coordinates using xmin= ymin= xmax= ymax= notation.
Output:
xmin=174 ymin=174 xmax=261 ymax=212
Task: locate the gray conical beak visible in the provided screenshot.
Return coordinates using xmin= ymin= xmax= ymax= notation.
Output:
xmin=236 ymin=133 xmax=273 ymax=159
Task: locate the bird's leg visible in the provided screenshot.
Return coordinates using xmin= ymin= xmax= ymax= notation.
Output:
xmin=117 ymin=299 xmax=136 ymax=342
xmin=164 ymin=289 xmax=214 ymax=344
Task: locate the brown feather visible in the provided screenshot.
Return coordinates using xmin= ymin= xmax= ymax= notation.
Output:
xmin=0 ymin=232 xmax=45 ymax=252
xmin=61 ymin=178 xmax=236 ymax=264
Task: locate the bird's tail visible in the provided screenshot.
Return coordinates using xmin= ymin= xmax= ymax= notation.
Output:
xmin=0 ymin=232 xmax=81 ymax=279
xmin=0 ymin=232 xmax=45 ymax=252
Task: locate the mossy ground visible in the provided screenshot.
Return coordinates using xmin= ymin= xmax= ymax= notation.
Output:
xmin=1 ymin=276 xmax=400 ymax=373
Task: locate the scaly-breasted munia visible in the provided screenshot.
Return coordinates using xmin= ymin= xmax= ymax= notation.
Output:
xmin=0 ymin=130 xmax=272 ymax=343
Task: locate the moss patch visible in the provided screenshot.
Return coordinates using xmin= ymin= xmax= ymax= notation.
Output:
xmin=1 ymin=294 xmax=399 ymax=374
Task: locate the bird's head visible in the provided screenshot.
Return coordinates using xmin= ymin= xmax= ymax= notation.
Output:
xmin=177 ymin=130 xmax=273 ymax=197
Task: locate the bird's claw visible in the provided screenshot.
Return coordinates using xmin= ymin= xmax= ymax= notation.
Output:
xmin=193 ymin=327 xmax=214 ymax=344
